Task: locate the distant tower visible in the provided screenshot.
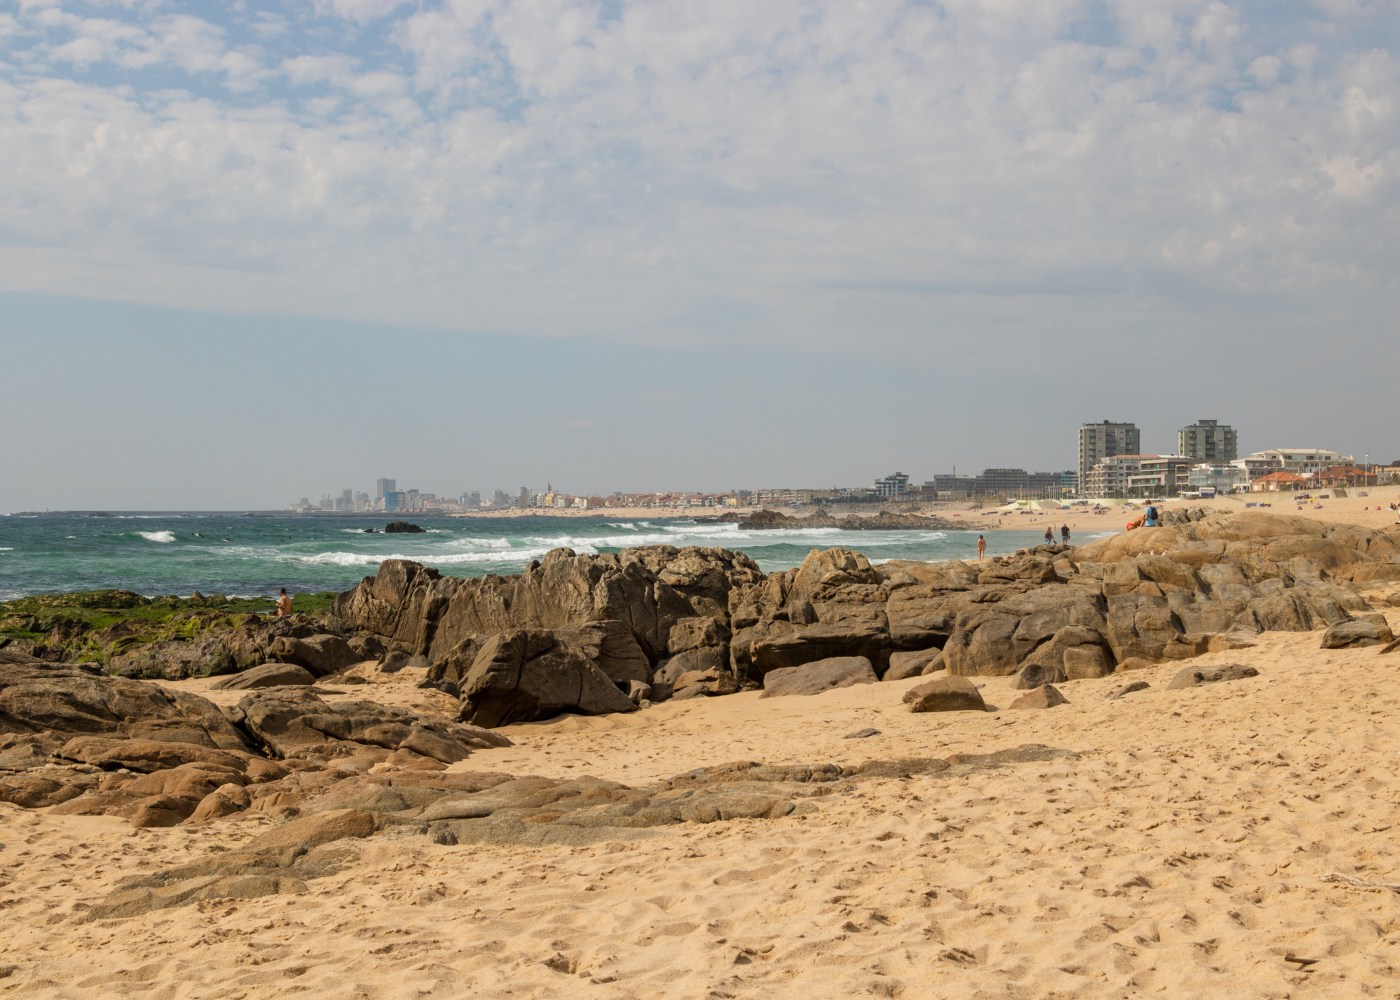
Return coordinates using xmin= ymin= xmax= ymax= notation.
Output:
xmin=1177 ymin=419 xmax=1237 ymax=463
xmin=1078 ymin=420 xmax=1140 ymax=492
xmin=375 ymin=478 xmax=395 ymax=500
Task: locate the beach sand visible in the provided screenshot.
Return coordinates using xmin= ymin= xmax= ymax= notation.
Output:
xmin=6 ymin=585 xmax=1400 ymax=998
xmin=947 ymin=483 xmax=1400 ymax=540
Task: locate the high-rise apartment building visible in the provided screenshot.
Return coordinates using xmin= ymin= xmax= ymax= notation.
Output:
xmin=1177 ymin=419 xmax=1238 ymax=463
xmin=1078 ymin=420 xmax=1140 ymax=492
xmin=375 ymin=478 xmax=396 ymax=500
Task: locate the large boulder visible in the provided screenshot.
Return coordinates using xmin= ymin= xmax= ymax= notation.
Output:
xmin=903 ymin=676 xmax=987 ymax=713
xmin=1320 ymin=615 xmax=1395 ymax=648
xmin=441 ymin=629 xmax=638 ymax=727
xmin=760 ymin=657 xmax=878 ymax=699
xmin=267 ymin=634 xmax=360 ymax=677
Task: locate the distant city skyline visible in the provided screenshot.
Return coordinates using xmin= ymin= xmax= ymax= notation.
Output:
xmin=2 ymin=3 xmax=1397 ymax=512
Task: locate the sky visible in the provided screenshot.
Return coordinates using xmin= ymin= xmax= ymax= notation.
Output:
xmin=1 ymin=0 xmax=1397 ymax=511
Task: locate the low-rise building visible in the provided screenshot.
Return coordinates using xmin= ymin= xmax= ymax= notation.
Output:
xmin=1247 ymin=449 xmax=1353 ymax=477
xmin=1187 ymin=463 xmax=1246 ymax=494
xmin=1316 ymin=466 xmax=1375 ymax=488
xmin=1250 ymin=470 xmax=1312 ymax=492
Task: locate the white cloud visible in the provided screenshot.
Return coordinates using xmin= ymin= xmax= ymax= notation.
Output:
xmin=0 ymin=0 xmax=1395 ymax=363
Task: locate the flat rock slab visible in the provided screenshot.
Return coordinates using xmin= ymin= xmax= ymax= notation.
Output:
xmin=81 ymin=744 xmax=1078 ymax=917
xmin=760 ymin=656 xmax=878 ymax=698
xmin=1108 ymin=681 xmax=1151 ymax=699
xmin=1166 ymin=663 xmax=1259 ymax=690
xmin=211 ymin=663 xmax=316 ymax=690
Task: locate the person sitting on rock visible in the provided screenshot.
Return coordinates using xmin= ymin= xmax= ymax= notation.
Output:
xmin=1143 ymin=503 xmax=1160 ymax=527
xmin=275 ymin=588 xmax=293 ymax=617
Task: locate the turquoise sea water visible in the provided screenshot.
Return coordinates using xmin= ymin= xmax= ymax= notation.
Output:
xmin=0 ymin=512 xmax=1057 ymax=601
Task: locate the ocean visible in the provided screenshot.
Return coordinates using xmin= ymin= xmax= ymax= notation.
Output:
xmin=0 ymin=512 xmax=1055 ymax=601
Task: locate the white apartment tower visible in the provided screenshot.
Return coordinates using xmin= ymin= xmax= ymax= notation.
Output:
xmin=1078 ymin=420 xmax=1140 ymax=493
xmin=1177 ymin=419 xmax=1238 ymax=463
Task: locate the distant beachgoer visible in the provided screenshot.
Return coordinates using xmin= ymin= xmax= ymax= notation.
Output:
xmin=1044 ymin=526 xmax=1054 ymax=546
xmin=276 ymin=588 xmax=292 ymax=617
xmin=977 ymin=535 xmax=986 ymax=562
xmin=1144 ymin=503 xmax=1160 ymax=527
xmin=1060 ymin=524 xmax=1070 ymax=544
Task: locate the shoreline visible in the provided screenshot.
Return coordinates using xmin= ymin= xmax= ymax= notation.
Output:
xmin=451 ymin=487 xmax=1400 ymax=536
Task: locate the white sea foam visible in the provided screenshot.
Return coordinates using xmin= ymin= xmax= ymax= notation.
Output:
xmin=0 ymin=547 xmax=12 ymax=552
xmin=445 ymin=536 xmax=513 ymax=550
xmin=296 ymin=546 xmax=599 ymax=568
xmin=138 ymin=530 xmax=177 ymax=543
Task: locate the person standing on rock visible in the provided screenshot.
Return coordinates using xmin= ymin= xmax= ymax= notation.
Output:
xmin=275 ymin=588 xmax=293 ymax=617
xmin=976 ymin=534 xmax=986 ymax=562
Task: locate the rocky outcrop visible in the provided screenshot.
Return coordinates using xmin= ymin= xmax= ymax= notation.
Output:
xmin=384 ymin=521 xmax=425 ymax=533
xmin=331 ymin=547 xmax=763 ymax=722
xmin=313 ymin=512 xmax=1397 ymax=724
xmin=0 ymin=649 xmax=511 ymax=828
xmin=0 ymin=651 xmax=250 ymax=750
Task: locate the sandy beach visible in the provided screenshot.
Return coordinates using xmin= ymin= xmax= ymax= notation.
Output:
xmin=5 ymin=602 xmax=1400 ymax=997
xmin=936 ymin=484 xmax=1400 ymax=540
xmin=457 ymin=485 xmax=1400 ymax=544
xmin=5 ymin=508 xmax=1400 ymax=999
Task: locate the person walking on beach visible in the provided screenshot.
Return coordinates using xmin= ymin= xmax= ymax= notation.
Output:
xmin=976 ymin=534 xmax=986 ymax=562
xmin=275 ymin=588 xmax=292 ymax=617
xmin=1060 ymin=524 xmax=1070 ymax=544
xmin=1044 ymin=526 xmax=1054 ymax=546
